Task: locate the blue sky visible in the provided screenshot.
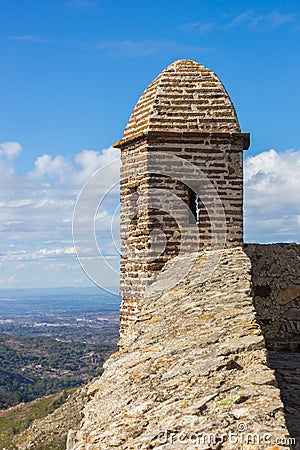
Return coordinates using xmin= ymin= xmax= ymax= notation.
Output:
xmin=0 ymin=0 xmax=299 ymax=289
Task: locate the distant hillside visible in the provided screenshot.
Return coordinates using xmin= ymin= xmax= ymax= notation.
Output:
xmin=0 ymin=333 xmax=117 ymax=409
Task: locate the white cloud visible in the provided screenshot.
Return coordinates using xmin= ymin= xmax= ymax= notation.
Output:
xmin=181 ymin=21 xmax=216 ymax=33
xmin=6 ymin=33 xmax=209 ymax=58
xmin=0 ymin=142 xmax=121 ymax=287
xmin=74 ymin=146 xmax=120 ymax=184
xmin=228 ymin=11 xmax=254 ymax=27
xmin=7 ymin=276 xmax=17 ymax=284
xmin=1 ymin=199 xmax=34 ymax=208
xmin=97 ymin=39 xmax=208 ymax=58
xmin=31 ymin=154 xmax=72 ymax=182
xmin=182 ymin=10 xmax=297 ymax=34
xmin=241 ymin=11 xmax=296 ymax=30
xmin=74 ymin=277 xmax=84 ymax=284
xmin=37 ymin=247 xmax=76 ymax=257
xmin=30 ymin=146 xmax=120 ymax=185
xmin=0 ymin=142 xmax=22 ymax=159
xmin=247 ymin=11 xmax=296 ymax=29
xmin=7 ymin=35 xmax=53 ymax=44
xmin=245 ymin=149 xmax=300 ymax=242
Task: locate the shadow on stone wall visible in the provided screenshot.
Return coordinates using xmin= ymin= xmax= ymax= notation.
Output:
xmin=245 ymin=243 xmax=300 ymax=448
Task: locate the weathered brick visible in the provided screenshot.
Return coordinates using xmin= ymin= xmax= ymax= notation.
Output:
xmin=113 ymin=59 xmax=250 ymax=334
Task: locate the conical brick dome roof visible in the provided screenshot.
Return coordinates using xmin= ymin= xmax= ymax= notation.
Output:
xmin=121 ymin=59 xmax=241 ymax=143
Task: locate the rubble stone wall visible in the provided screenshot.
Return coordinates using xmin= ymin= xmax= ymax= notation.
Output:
xmin=245 ymin=243 xmax=300 ymax=349
xmin=67 ymin=247 xmax=293 ymax=450
xmin=245 ymin=243 xmax=300 ymax=443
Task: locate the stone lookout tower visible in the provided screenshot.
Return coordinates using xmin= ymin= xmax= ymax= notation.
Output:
xmin=114 ymin=59 xmax=249 ymax=332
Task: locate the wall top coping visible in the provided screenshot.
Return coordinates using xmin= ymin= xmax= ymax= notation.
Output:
xmin=113 ymin=130 xmax=250 ymax=150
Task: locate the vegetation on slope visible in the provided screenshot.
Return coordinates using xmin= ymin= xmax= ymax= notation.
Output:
xmin=0 ymin=389 xmax=75 ymax=450
xmin=0 ymin=333 xmax=117 ymax=409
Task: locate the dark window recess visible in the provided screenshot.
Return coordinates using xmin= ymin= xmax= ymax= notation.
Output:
xmin=188 ymin=189 xmax=200 ymax=224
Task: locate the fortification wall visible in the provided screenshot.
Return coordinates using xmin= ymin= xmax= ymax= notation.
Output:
xmin=67 ymin=247 xmax=293 ymax=450
xmin=246 ymin=243 xmax=300 ymax=442
xmin=245 ymin=243 xmax=300 ymax=348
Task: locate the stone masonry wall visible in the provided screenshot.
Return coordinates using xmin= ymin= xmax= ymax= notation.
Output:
xmin=119 ymin=139 xmax=150 ymax=334
xmin=146 ymin=132 xmax=247 ymax=247
xmin=245 ymin=243 xmax=300 ymax=348
xmin=67 ymin=247 xmax=292 ymax=450
xmin=115 ymin=59 xmax=250 ymax=336
xmin=245 ymin=243 xmax=300 ymax=443
xmin=12 ymin=246 xmax=299 ymax=449
xmin=118 ymin=131 xmax=248 ymax=334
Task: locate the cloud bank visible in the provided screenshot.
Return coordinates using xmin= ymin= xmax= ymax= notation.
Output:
xmin=0 ymin=142 xmax=120 ymax=288
xmin=245 ymin=149 xmax=300 ymax=242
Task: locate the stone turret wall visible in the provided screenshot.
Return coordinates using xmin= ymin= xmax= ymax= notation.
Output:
xmin=119 ymin=140 xmax=150 ymax=333
xmin=118 ymin=132 xmax=247 ymax=333
xmin=145 ymin=132 xmax=247 ymax=246
xmin=116 ymin=59 xmax=250 ymax=333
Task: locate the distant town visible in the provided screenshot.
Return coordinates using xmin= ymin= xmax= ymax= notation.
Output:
xmin=0 ymin=288 xmax=120 ymax=344
xmin=0 ymin=288 xmax=120 ymax=409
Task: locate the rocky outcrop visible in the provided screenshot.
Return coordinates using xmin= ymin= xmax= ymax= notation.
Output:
xmin=67 ymin=248 xmax=292 ymax=449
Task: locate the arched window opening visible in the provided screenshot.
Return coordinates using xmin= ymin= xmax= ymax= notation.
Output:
xmin=188 ymin=189 xmax=200 ymax=224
